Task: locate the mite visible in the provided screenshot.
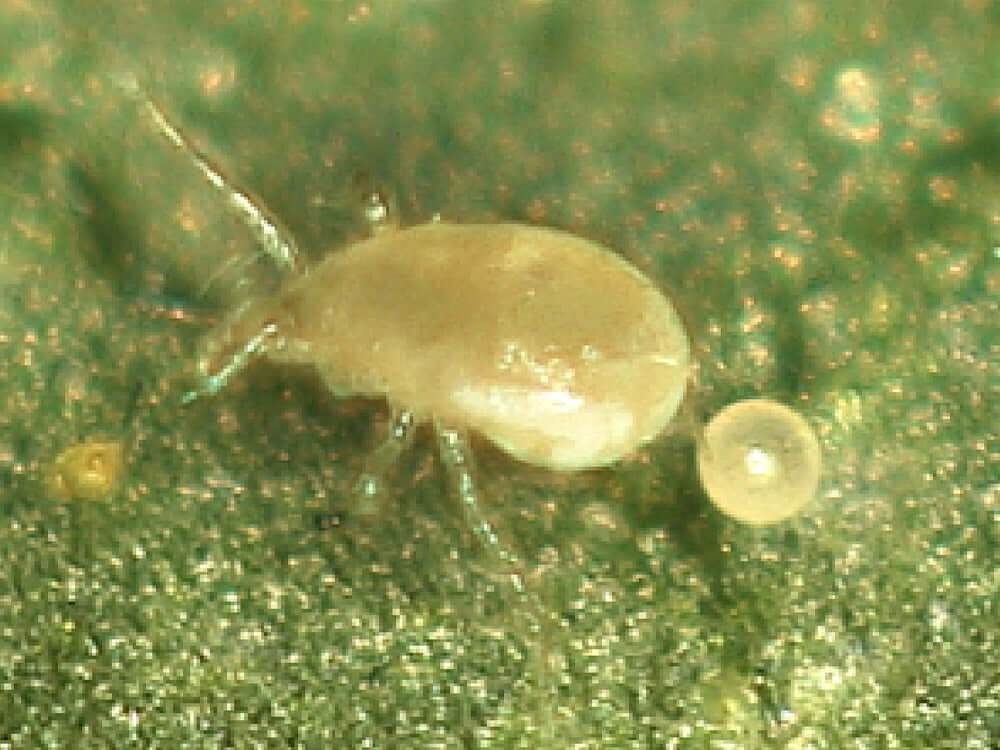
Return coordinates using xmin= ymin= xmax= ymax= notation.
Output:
xmin=117 ymin=75 xmax=691 ymax=564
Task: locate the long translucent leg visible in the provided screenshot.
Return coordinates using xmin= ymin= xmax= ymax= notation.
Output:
xmin=435 ymin=425 xmax=524 ymax=593
xmin=181 ymin=320 xmax=278 ymax=404
xmin=112 ymin=73 xmax=301 ymax=277
xmin=349 ymin=410 xmax=417 ymax=516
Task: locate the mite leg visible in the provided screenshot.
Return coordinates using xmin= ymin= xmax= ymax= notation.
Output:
xmin=181 ymin=320 xmax=278 ymax=404
xmin=349 ymin=409 xmax=417 ymax=516
xmin=112 ymin=73 xmax=301 ymax=278
xmin=435 ymin=424 xmax=524 ymax=593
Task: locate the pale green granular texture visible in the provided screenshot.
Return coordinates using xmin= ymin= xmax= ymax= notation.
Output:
xmin=1 ymin=0 xmax=998 ymax=746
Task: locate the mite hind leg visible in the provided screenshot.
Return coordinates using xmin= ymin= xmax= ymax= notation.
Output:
xmin=435 ymin=424 xmax=524 ymax=593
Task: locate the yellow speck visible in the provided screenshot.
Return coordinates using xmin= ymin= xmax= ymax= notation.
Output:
xmin=47 ymin=439 xmax=124 ymax=500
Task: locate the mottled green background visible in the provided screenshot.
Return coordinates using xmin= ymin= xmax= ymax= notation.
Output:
xmin=2 ymin=0 xmax=998 ymax=746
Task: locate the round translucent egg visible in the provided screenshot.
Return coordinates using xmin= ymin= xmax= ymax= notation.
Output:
xmin=696 ymin=398 xmax=821 ymax=525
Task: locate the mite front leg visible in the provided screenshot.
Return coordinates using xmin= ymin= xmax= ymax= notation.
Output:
xmin=181 ymin=321 xmax=279 ymax=404
xmin=112 ymin=72 xmax=301 ymax=278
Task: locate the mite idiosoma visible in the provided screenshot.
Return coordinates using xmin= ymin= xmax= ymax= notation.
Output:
xmin=116 ymin=75 xmax=692 ymax=570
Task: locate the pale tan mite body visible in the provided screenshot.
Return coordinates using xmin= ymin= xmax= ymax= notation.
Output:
xmin=204 ymin=222 xmax=690 ymax=471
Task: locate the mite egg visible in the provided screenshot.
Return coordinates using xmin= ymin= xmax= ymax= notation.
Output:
xmin=47 ymin=439 xmax=125 ymax=501
xmin=696 ymin=399 xmax=821 ymax=525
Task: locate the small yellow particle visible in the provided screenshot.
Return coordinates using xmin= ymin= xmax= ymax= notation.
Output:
xmin=47 ymin=439 xmax=125 ymax=500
